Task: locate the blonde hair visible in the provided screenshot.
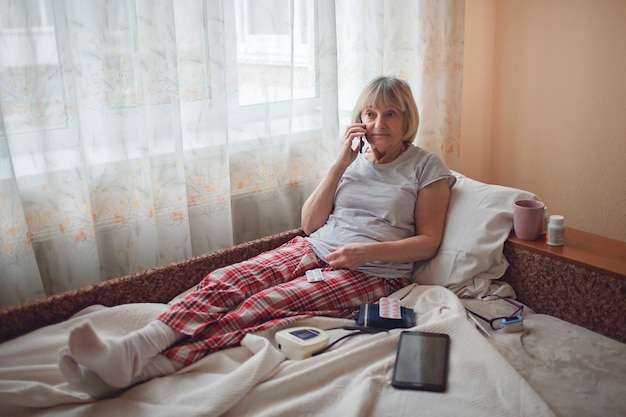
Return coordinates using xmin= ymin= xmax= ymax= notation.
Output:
xmin=351 ymin=76 xmax=420 ymax=144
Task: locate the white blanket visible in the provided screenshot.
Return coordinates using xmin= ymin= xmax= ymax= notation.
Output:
xmin=0 ymin=285 xmax=556 ymax=417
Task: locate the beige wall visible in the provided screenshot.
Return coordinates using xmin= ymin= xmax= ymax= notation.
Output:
xmin=460 ymin=0 xmax=626 ymax=242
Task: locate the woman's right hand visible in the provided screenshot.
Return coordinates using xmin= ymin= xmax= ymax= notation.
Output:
xmin=336 ymin=121 xmax=367 ymax=167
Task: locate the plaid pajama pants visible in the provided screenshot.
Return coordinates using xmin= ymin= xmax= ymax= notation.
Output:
xmin=158 ymin=236 xmax=411 ymax=366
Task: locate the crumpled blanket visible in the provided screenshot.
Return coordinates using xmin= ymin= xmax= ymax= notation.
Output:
xmin=0 ymin=285 xmax=556 ymax=417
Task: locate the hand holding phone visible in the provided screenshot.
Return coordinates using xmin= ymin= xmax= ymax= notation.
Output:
xmin=357 ymin=116 xmax=365 ymax=153
xmin=391 ymin=331 xmax=450 ymax=392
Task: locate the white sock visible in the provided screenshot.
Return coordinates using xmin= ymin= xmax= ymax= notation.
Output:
xmin=137 ymin=353 xmax=177 ymax=381
xmin=58 ymin=346 xmax=119 ymax=398
xmin=59 ymin=348 xmax=176 ymax=398
xmin=68 ymin=320 xmax=176 ymax=388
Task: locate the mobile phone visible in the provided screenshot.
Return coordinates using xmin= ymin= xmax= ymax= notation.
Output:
xmin=357 ymin=116 xmax=364 ymax=153
xmin=391 ymin=331 xmax=450 ymax=392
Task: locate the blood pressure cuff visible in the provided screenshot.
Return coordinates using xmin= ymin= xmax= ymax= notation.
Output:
xmin=355 ymin=304 xmax=415 ymax=330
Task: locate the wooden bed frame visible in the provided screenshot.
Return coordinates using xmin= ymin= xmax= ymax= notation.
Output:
xmin=1 ymin=227 xmax=624 ymax=344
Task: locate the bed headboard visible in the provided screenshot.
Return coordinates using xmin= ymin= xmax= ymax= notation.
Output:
xmin=0 ymin=229 xmax=303 ymax=344
xmin=502 ymin=228 xmax=626 ymax=344
xmin=0 ymin=227 xmax=623 ymax=344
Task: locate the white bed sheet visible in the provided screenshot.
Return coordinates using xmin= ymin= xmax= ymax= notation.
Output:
xmin=0 ymin=284 xmax=618 ymax=417
xmin=462 ymin=296 xmax=626 ymax=417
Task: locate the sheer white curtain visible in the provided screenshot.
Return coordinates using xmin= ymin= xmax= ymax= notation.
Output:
xmin=0 ymin=0 xmax=464 ymax=309
xmin=335 ymin=0 xmax=464 ymax=166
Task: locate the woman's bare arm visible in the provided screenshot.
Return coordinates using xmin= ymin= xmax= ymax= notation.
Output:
xmin=301 ymin=122 xmax=366 ymax=235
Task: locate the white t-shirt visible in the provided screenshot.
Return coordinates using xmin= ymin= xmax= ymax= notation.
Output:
xmin=305 ymin=145 xmax=456 ymax=279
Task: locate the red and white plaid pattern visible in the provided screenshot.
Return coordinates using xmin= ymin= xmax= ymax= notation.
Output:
xmin=159 ymin=237 xmax=411 ymax=365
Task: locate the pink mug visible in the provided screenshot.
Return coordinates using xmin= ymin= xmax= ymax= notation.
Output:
xmin=513 ymin=200 xmax=545 ymax=241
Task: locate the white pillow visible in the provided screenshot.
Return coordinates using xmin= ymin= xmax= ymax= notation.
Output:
xmin=412 ymin=172 xmax=539 ymax=298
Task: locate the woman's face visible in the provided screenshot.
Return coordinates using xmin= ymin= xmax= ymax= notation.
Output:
xmin=361 ymin=105 xmax=407 ymax=152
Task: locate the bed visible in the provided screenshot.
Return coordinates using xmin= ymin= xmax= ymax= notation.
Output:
xmin=1 ymin=172 xmax=624 ymax=417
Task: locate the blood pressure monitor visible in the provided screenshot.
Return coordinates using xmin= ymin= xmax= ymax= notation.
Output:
xmin=274 ymin=327 xmax=329 ymax=360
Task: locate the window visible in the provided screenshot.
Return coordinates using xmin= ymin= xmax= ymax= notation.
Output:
xmin=0 ymin=0 xmax=64 ymax=135
xmin=234 ymin=0 xmax=318 ymax=106
xmin=0 ymin=0 xmax=54 ymax=31
xmin=0 ymin=0 xmax=323 ymax=179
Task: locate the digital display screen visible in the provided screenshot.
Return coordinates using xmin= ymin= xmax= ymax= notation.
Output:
xmin=290 ymin=328 xmax=319 ymax=340
xmin=392 ymin=332 xmax=449 ymax=392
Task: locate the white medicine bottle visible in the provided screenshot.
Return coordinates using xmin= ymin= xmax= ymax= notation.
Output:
xmin=546 ymin=215 xmax=565 ymax=246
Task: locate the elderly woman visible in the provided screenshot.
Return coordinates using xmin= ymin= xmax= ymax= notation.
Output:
xmin=58 ymin=75 xmax=456 ymax=397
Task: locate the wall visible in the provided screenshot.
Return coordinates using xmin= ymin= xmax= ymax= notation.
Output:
xmin=460 ymin=0 xmax=626 ymax=242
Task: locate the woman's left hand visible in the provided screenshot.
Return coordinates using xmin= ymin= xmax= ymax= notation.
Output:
xmin=325 ymin=244 xmax=369 ymax=270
